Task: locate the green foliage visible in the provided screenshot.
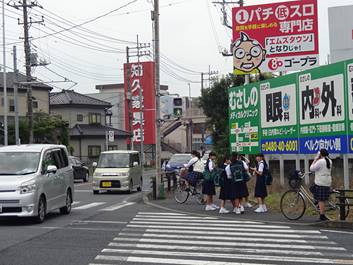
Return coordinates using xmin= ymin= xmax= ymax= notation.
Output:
xmin=7 ymin=112 xmax=69 ymax=145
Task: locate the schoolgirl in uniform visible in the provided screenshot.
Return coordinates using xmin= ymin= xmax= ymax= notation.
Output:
xmin=240 ymin=154 xmax=252 ymax=209
xmin=202 ymin=152 xmax=218 ymax=211
xmin=250 ymin=153 xmax=268 ymax=213
xmin=218 ymin=155 xmax=235 ymax=214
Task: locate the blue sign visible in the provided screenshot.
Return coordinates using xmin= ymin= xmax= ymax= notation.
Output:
xmin=299 ymin=135 xmax=348 ymax=154
xmin=261 ymin=138 xmax=299 ymax=154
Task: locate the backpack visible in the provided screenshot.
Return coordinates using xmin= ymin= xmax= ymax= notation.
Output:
xmin=230 ymin=161 xmax=245 ymax=183
xmin=263 ymin=161 xmax=273 ymax=186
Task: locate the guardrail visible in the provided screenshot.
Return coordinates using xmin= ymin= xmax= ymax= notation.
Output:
xmin=336 ymin=190 xmax=353 ymax=221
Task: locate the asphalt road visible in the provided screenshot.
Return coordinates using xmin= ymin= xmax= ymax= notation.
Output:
xmin=0 ymin=170 xmax=353 ymax=265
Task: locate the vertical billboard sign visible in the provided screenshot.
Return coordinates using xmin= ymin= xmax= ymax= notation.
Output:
xmin=229 ymin=84 xmax=260 ymax=154
xmin=346 ymin=60 xmax=353 ymax=153
xmin=124 ymin=61 xmax=156 ymax=145
xmin=232 ymin=0 xmax=319 ymax=74
xmin=298 ymin=62 xmax=347 ymax=154
xmin=260 ymin=74 xmax=299 ymax=154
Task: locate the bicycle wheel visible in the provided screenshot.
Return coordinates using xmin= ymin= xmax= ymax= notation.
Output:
xmin=280 ymin=190 xmax=306 ymax=220
xmin=327 ymin=192 xmax=350 ymax=218
xmin=174 ymin=180 xmax=189 ymax=204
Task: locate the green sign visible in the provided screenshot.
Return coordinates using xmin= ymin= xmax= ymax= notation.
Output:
xmin=229 ymin=83 xmax=260 ymax=154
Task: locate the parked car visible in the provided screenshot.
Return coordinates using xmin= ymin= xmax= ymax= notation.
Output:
xmin=164 ymin=153 xmax=192 ymax=176
xmin=69 ymin=156 xmax=89 ymax=182
xmin=92 ymin=150 xmax=142 ymax=194
xmin=0 ymin=144 xmax=74 ymax=223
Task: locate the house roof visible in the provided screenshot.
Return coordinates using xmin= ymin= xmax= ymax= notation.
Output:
xmin=50 ymin=90 xmax=112 ymax=107
xmin=0 ymin=72 xmax=53 ymax=90
xmin=70 ymin=124 xmax=130 ymax=138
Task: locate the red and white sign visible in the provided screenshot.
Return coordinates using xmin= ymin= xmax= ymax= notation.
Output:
xmin=124 ymin=61 xmax=156 ymax=145
xmin=232 ymin=0 xmax=319 ymax=74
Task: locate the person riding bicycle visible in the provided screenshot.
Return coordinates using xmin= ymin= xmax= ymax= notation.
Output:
xmin=309 ymin=148 xmax=332 ymax=221
xmin=183 ymin=150 xmax=204 ymax=190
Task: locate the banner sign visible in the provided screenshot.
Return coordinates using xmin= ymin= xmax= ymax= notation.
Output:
xmin=124 ymin=61 xmax=156 ymax=145
xmin=229 ymin=84 xmax=260 ymax=154
xmin=229 ymin=59 xmax=353 ymax=155
xmin=232 ymin=0 xmax=319 ymax=74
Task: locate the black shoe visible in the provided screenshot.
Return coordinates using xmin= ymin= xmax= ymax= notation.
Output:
xmin=319 ymin=215 xmax=329 ymax=221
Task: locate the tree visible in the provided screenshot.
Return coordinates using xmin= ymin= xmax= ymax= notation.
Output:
xmin=6 ymin=112 xmax=69 ymax=145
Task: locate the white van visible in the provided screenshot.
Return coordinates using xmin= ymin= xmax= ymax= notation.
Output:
xmin=92 ymin=150 xmax=142 ymax=194
xmin=0 ymin=145 xmax=74 ymax=223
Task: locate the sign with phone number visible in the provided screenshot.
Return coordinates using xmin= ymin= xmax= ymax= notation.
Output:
xmin=261 ymin=139 xmax=299 ymax=154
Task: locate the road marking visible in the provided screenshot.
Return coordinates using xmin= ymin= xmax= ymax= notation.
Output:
xmin=74 ymin=190 xmax=92 ymax=193
xmin=133 ymin=217 xmax=263 ymax=224
xmin=93 ymin=255 xmax=274 ymax=265
xmin=100 ymin=202 xmax=135 ymax=212
xmin=73 ymin=202 xmax=106 ymax=210
xmin=72 ymin=220 xmax=128 ymax=225
xmin=321 ymin=229 xmax=353 ymax=235
xmin=99 ymin=249 xmax=353 ymax=264
xmin=122 ymin=228 xmax=328 ymax=239
xmin=117 ymin=232 xmax=335 ymax=245
xmin=113 ymin=237 xmax=346 ymax=251
xmin=137 ymin=212 xmax=186 ymax=216
xmin=72 ymin=201 xmax=80 ymax=206
xmin=108 ymin=242 xmax=353 ymax=258
xmin=135 ymin=214 xmax=220 ymax=220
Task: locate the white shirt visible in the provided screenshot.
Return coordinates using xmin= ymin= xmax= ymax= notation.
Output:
xmin=184 ymin=157 xmax=204 ymax=173
xmin=184 ymin=157 xmax=198 ymax=168
xmin=310 ymin=158 xmax=332 ymax=187
xmin=258 ymin=161 xmax=264 ymax=173
xmin=225 ymin=161 xmax=248 ymax=179
xmin=208 ymin=159 xmax=214 ymax=172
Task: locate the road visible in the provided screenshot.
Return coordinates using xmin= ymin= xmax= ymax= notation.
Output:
xmin=0 ymin=170 xmax=353 ymax=265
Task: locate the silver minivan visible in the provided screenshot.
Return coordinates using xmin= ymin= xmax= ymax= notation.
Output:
xmin=0 ymin=145 xmax=74 ymax=223
xmin=92 ymin=150 xmax=142 ymax=194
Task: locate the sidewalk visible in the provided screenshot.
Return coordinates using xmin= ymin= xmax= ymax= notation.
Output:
xmin=144 ymin=191 xmax=353 ymax=229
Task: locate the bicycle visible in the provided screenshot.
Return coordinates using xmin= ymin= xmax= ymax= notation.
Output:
xmin=280 ymin=171 xmax=350 ymax=220
xmin=173 ymin=170 xmax=205 ymax=205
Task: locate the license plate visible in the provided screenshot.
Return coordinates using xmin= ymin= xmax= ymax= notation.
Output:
xmin=101 ymin=181 xmax=112 ymax=188
xmin=0 ymin=204 xmax=2 ymax=213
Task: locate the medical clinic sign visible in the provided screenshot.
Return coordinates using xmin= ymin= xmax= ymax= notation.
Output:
xmin=232 ymin=0 xmax=319 ymax=74
xmin=229 ymin=58 xmax=353 ymax=155
xmin=124 ymin=61 xmax=156 ymax=145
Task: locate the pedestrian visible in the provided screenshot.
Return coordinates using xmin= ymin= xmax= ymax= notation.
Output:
xmin=240 ymin=154 xmax=253 ymax=209
xmin=309 ymin=149 xmax=332 ymax=221
xmin=218 ymin=155 xmax=235 ymax=214
xmin=250 ymin=153 xmax=268 ymax=213
xmin=183 ymin=150 xmax=204 ymax=190
xmin=226 ymin=152 xmax=249 ymax=214
xmin=202 ymin=152 xmax=219 ymax=211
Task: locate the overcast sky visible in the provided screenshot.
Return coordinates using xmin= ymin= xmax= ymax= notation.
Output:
xmin=1 ymin=0 xmax=353 ymax=97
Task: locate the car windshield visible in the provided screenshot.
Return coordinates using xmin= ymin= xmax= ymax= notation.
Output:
xmin=98 ymin=153 xmax=130 ymax=168
xmin=0 ymin=152 xmax=40 ymax=175
xmin=169 ymin=155 xmax=191 ymax=164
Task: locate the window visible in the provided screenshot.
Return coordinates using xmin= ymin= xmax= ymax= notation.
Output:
xmin=88 ymin=146 xmax=101 ymax=158
xmin=33 ymin=100 xmax=38 ymax=109
xmin=89 ymin=113 xmax=101 ymax=125
xmin=131 ymin=153 xmax=140 ymax=166
xmin=60 ymin=148 xmax=69 ymax=167
xmin=9 ymin=99 xmax=15 ymax=112
xmin=77 ymin=114 xmax=83 ymax=122
xmin=108 ymin=145 xmax=118 ymax=151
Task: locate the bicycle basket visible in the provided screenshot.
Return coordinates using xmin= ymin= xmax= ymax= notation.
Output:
xmin=288 ymin=170 xmax=302 ymax=189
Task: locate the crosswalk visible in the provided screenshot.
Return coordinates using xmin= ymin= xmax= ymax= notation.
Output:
xmin=89 ymin=212 xmax=353 ymax=265
xmin=71 ymin=201 xmax=135 ymax=212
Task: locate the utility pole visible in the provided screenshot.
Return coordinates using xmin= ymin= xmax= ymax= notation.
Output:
xmin=2 ymin=0 xmax=8 ymax=145
xmin=153 ymin=0 xmax=161 ymax=198
xmin=201 ymin=67 xmax=218 ymax=90
xmin=212 ymin=0 xmax=243 ymax=29
xmin=137 ymin=34 xmax=144 ymax=167
xmin=9 ymin=0 xmax=44 ymax=144
xmin=126 ymin=46 xmax=134 ymax=151
xmin=12 ymin=46 xmax=20 ymax=145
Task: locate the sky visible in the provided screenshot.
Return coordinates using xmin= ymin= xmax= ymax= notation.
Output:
xmin=1 ymin=0 xmax=353 ymax=97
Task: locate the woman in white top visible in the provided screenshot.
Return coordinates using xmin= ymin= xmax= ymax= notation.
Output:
xmin=183 ymin=150 xmax=204 ymax=189
xmin=309 ymin=149 xmax=332 ymax=221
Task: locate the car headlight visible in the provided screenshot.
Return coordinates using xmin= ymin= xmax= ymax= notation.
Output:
xmin=20 ymin=181 xmax=37 ymax=194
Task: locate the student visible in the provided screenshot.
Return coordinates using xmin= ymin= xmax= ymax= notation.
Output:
xmin=240 ymin=154 xmax=252 ymax=208
xmin=184 ymin=150 xmax=204 ymax=189
xmin=226 ymin=152 xmax=249 ymax=214
xmin=250 ymin=153 xmax=268 ymax=213
xmin=218 ymin=155 xmax=235 ymax=214
xmin=202 ymin=152 xmax=219 ymax=211
xmin=309 ymin=149 xmax=332 ymax=221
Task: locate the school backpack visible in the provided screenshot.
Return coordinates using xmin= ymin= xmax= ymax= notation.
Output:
xmin=230 ymin=161 xmax=245 ymax=183
xmin=263 ymin=161 xmax=273 ymax=186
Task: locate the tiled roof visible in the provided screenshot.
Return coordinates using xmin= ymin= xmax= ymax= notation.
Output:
xmin=70 ymin=124 xmax=130 ymax=137
xmin=0 ymin=72 xmax=53 ymax=90
xmin=50 ymin=90 xmax=112 ymax=107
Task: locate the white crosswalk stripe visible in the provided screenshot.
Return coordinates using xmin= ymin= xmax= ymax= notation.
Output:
xmin=73 ymin=202 xmax=106 ymax=210
xmin=89 ymin=212 xmax=353 ymax=265
xmin=100 ymin=202 xmax=135 ymax=212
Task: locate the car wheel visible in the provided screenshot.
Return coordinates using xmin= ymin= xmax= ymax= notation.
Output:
xmin=84 ymin=172 xmax=89 ymax=182
xmin=93 ymin=190 xmax=99 ymax=195
xmin=34 ymin=196 xmax=46 ymax=224
xmin=60 ymin=190 xmax=72 ymax=215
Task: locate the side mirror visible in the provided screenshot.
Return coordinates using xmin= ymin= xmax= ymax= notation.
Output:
xmin=92 ymin=162 xmax=97 ymax=168
xmin=133 ymin=161 xmax=139 ymax=167
xmin=47 ymin=165 xmax=57 ymax=174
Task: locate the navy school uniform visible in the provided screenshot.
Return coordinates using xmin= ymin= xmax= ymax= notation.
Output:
xmin=219 ymin=163 xmax=236 ymax=201
xmin=202 ymin=159 xmax=216 ymax=196
xmin=230 ymin=161 xmax=249 ymax=199
xmin=254 ymin=160 xmax=268 ymax=198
